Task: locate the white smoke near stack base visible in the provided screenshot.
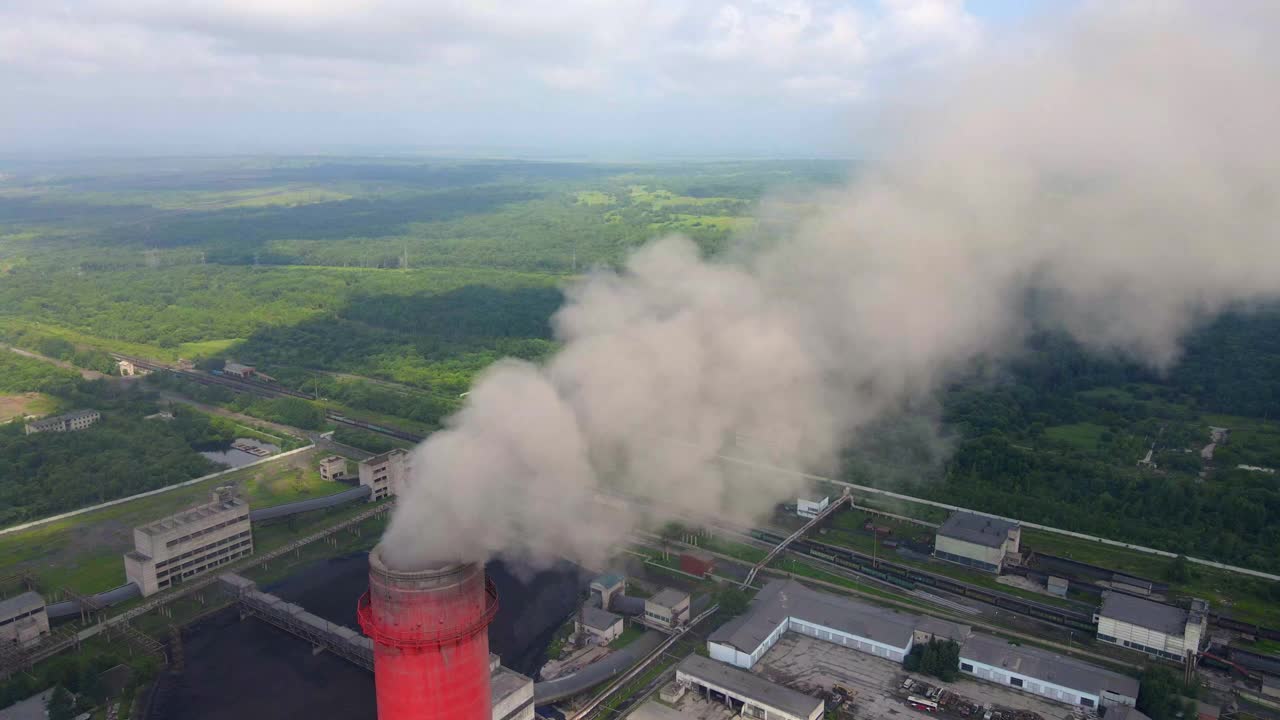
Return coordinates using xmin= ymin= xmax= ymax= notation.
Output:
xmin=381 ymin=0 xmax=1280 ymax=571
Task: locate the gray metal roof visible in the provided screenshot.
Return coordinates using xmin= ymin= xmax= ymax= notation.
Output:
xmin=592 ymin=573 xmax=625 ymax=590
xmin=937 ymin=512 xmax=1018 ymax=548
xmin=1099 ymin=592 xmax=1187 ymax=635
xmin=581 ymin=606 xmax=622 ymax=631
xmin=961 ymin=633 xmax=1139 ymax=699
xmin=677 ymin=655 xmax=822 ymax=719
xmin=0 ymin=591 xmax=45 ymax=620
xmin=649 ymin=588 xmax=689 ymax=609
xmin=708 ymin=579 xmax=920 ymax=654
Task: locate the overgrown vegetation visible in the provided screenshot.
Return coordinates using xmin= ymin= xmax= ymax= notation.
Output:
xmin=902 ymin=639 xmax=961 ymax=682
xmin=1136 ymin=666 xmax=1198 ymax=720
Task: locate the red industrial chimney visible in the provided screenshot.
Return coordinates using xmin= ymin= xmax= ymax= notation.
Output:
xmin=358 ymin=546 xmax=498 ymax=720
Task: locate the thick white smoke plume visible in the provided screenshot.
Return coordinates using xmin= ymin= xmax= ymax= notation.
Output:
xmin=382 ymin=0 xmax=1280 ymax=571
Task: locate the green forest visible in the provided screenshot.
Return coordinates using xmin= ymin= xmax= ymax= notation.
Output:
xmin=1 ymin=157 xmax=1278 ymax=576
xmin=0 ymin=354 xmax=270 ymax=525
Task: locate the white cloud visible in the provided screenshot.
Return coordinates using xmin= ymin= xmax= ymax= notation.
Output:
xmin=0 ymin=0 xmax=984 ymax=152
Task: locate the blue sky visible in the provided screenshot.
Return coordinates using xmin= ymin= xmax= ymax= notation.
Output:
xmin=0 ymin=1 xmax=1065 ymax=158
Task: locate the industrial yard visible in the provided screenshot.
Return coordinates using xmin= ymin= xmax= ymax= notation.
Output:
xmin=755 ymin=634 xmax=1078 ymax=720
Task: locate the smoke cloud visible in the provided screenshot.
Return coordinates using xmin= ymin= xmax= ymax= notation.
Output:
xmin=382 ymin=0 xmax=1280 ymax=571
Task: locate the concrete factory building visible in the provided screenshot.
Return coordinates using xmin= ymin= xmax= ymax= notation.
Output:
xmin=645 ymin=588 xmax=691 ymax=630
xmin=1095 ymin=592 xmax=1208 ymax=662
xmin=318 ymin=455 xmax=347 ymax=482
xmin=576 ymin=606 xmax=624 ymax=645
xmin=708 ymin=579 xmax=968 ymax=669
xmin=24 ymin=409 xmax=100 ymax=435
xmin=0 ymin=592 xmax=50 ymax=648
xmin=676 ymin=654 xmax=824 ymax=720
xmin=489 ymin=654 xmax=535 ymax=720
xmin=590 ymin=572 xmax=626 ymax=610
xmin=933 ymin=512 xmax=1021 ymax=573
xmin=960 ymin=633 xmax=1139 ymax=709
xmin=125 ymin=489 xmax=253 ymax=596
xmin=359 ymin=449 xmax=410 ymax=501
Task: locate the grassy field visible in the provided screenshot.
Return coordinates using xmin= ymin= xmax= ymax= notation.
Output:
xmin=1023 ymin=529 xmax=1280 ymax=626
xmin=608 ymin=625 xmax=646 ymax=650
xmin=0 ymin=447 xmax=357 ymax=594
xmin=1044 ymin=422 xmax=1109 ymax=449
xmin=0 ymin=391 xmax=55 ymax=421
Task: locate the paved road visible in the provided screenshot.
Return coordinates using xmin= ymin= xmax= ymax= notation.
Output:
xmin=2 ymin=343 xmax=107 ymax=379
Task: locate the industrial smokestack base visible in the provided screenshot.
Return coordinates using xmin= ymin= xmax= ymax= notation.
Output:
xmin=358 ymin=546 xmax=498 ymax=720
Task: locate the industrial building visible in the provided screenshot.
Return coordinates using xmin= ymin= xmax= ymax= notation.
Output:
xmin=959 ymin=632 xmax=1139 ymax=709
xmin=0 ymin=592 xmax=49 ymax=648
xmin=359 ymin=449 xmax=410 ymax=501
xmin=124 ymin=488 xmax=253 ymax=596
xmin=1095 ymin=592 xmax=1208 ymax=662
xmin=590 ymin=572 xmax=626 ymax=610
xmin=318 ymin=455 xmax=347 ymax=482
xmin=796 ymin=496 xmax=830 ymax=519
xmin=488 ymin=654 xmax=535 ymax=720
xmin=223 ymin=362 xmax=256 ymax=379
xmin=676 ymin=655 xmax=823 ymax=720
xmin=24 ymin=409 xmax=100 ymax=435
xmin=933 ymin=512 xmax=1021 ymax=573
xmin=576 ymin=606 xmax=623 ymax=645
xmin=708 ymin=579 xmax=968 ymax=669
xmin=710 ymin=579 xmax=1141 ymax=712
xmin=644 ymin=588 xmax=691 ymax=630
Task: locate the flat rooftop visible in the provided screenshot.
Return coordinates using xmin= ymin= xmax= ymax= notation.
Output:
xmin=678 ymin=655 xmax=822 ymax=719
xmin=1099 ymin=591 xmax=1187 ymax=635
xmin=650 ymin=588 xmax=690 ymax=608
xmin=139 ymin=496 xmax=247 ymax=536
xmin=0 ymin=591 xmax=45 ymax=620
xmin=937 ymin=512 xmax=1018 ymax=548
xmin=582 ymin=606 xmax=621 ymax=631
xmin=710 ymin=579 xmax=936 ymax=654
xmin=962 ymin=633 xmax=1139 ymax=698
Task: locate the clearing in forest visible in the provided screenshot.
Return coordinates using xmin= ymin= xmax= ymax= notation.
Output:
xmin=0 ymin=391 xmax=54 ymax=422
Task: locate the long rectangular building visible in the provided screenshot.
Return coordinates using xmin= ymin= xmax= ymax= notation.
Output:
xmin=708 ymin=579 xmax=1140 ymax=712
xmin=125 ymin=489 xmax=253 ymax=596
xmin=676 ymin=655 xmax=823 ymax=720
xmin=960 ymin=632 xmax=1139 ymax=709
xmin=708 ymin=579 xmax=968 ymax=669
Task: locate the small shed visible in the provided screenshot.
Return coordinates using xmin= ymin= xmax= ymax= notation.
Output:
xmin=1047 ymin=576 xmax=1069 ymax=598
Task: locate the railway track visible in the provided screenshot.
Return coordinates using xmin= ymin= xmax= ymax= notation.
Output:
xmin=114 ymin=354 xmax=427 ymax=444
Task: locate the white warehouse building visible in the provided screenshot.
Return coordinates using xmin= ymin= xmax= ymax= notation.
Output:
xmin=1095 ymin=592 xmax=1208 ymax=662
xmin=707 ymin=580 xmax=968 ymax=669
xmin=960 ymin=633 xmax=1139 ymax=709
xmin=676 ymin=655 xmax=824 ymax=720
xmin=708 ymin=579 xmax=1141 ymax=713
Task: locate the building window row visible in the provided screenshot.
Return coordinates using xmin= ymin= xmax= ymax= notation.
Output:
xmin=157 ymin=548 xmax=251 ymax=589
xmin=0 ymin=608 xmax=43 ymax=627
xmin=1119 ymin=639 xmax=1181 ymax=660
xmin=158 ymin=530 xmax=253 ymax=568
xmin=157 ymin=539 xmax=253 ymax=581
xmin=165 ymin=514 xmax=250 ymax=548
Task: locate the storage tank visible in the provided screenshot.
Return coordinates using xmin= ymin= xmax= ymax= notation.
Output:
xmin=358 ymin=546 xmax=498 ymax=720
